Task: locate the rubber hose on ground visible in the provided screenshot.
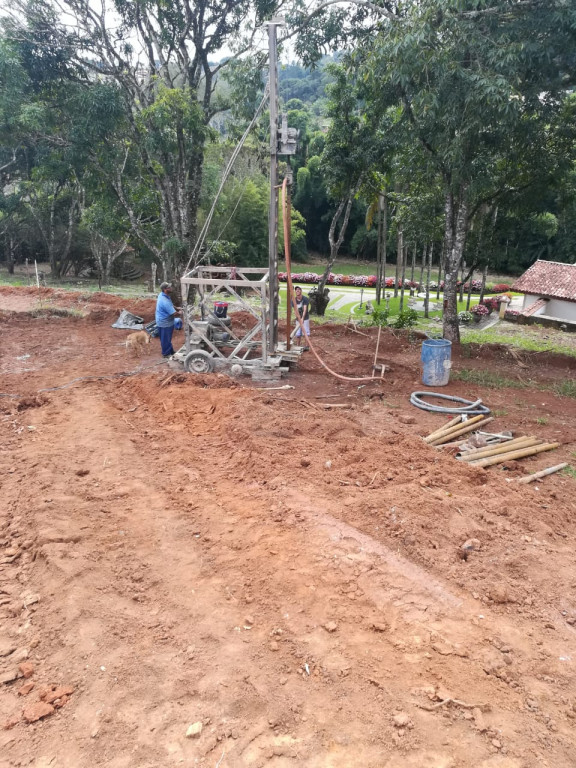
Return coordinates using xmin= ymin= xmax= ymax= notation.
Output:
xmin=410 ymin=391 xmax=491 ymax=416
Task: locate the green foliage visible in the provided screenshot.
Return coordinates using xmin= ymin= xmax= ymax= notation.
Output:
xmin=206 ymin=240 xmax=238 ymax=265
xmin=350 ymin=225 xmax=378 ymax=259
xmin=392 ymin=308 xmax=418 ymax=329
xmin=554 ymin=380 xmax=576 ymax=399
xmin=209 ymin=177 xmax=268 ymax=267
xmin=370 ymin=306 xmax=389 ymax=327
xmin=452 ymin=369 xmax=528 ymax=390
xmin=462 ymin=328 xmax=576 ymax=358
xmin=454 ymin=368 xmax=576 ymax=400
xmin=278 ymin=58 xmax=335 ymax=107
xmin=293 ymin=155 xmax=331 ymax=254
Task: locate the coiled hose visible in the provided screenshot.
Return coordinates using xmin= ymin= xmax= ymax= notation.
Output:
xmin=410 ymin=391 xmax=491 ymax=416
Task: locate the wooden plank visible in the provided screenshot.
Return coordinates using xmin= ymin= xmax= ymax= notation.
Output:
xmin=181 ymin=277 xmax=266 ymax=287
xmin=469 ymin=442 xmax=560 ymax=468
xmin=517 ymin=463 xmax=568 ymax=484
xmin=428 ymin=417 xmax=494 ymax=446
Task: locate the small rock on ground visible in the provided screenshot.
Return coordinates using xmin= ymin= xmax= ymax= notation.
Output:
xmin=186 ymin=721 xmax=203 ymax=738
xmin=23 ymin=702 xmax=54 ymax=724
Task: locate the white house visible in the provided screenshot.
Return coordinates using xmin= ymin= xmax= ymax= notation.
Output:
xmin=512 ymin=260 xmax=576 ymax=324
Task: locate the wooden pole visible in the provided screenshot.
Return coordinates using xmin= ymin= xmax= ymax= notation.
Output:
xmin=469 ymin=442 xmax=560 ymax=468
xmin=424 ymin=415 xmax=463 ymax=442
xmin=267 ymin=18 xmax=281 ymax=353
xmin=458 ymin=437 xmax=540 ymax=462
xmin=517 ymin=463 xmax=568 ymax=484
xmin=429 ymin=417 xmax=494 ymax=446
xmin=458 ymin=435 xmax=535 ymax=459
xmin=285 ymin=182 xmax=292 ymax=350
xmin=424 ymin=414 xmax=485 ymax=444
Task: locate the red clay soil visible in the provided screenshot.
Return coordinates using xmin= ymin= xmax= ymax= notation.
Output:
xmin=1 ymin=288 xmax=576 ymax=768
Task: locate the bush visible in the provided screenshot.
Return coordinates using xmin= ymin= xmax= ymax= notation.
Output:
xmin=492 ymin=283 xmax=511 ymax=293
xmin=471 ymin=303 xmax=490 ymax=317
xmin=392 ymin=308 xmax=418 ymax=328
xmin=371 ymin=307 xmax=390 ymax=326
xmin=482 ymin=297 xmax=499 ymax=311
xmin=458 ymin=310 xmax=473 ymax=324
xmin=463 ymin=280 xmax=483 ymax=293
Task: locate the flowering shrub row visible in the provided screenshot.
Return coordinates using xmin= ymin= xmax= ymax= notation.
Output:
xmin=278 ymin=272 xmax=513 ymax=293
xmin=278 ymin=272 xmax=419 ymax=288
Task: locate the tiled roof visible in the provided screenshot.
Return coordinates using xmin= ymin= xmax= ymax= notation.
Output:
xmin=512 ymin=260 xmax=576 ymax=301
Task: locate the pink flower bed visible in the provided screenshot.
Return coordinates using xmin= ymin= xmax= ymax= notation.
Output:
xmin=279 ymin=273 xmax=420 ymax=289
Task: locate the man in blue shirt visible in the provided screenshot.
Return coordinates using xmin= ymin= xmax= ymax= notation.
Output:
xmin=155 ymin=282 xmax=181 ymax=357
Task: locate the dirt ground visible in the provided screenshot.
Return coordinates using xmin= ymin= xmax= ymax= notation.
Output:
xmin=1 ymin=286 xmax=576 ymax=768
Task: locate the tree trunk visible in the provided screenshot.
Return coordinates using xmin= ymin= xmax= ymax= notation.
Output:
xmin=410 ymin=243 xmax=416 ymax=284
xmin=459 ymin=260 xmax=466 ymax=303
xmin=394 ymin=224 xmax=402 ymax=298
xmin=95 ymin=251 xmax=104 ymax=288
xmin=6 ymin=233 xmax=15 ymax=274
xmin=399 ymin=244 xmax=408 ymax=312
xmin=419 ymin=243 xmax=426 ymax=291
xmin=424 ymin=242 xmax=433 ymax=318
xmin=381 ymin=194 xmax=387 ymax=302
xmin=442 ymin=187 xmax=469 ymax=343
xmin=436 ymin=241 xmax=444 ymax=301
xmin=316 ymin=188 xmax=357 ymax=306
xmin=466 ymin=269 xmax=474 ymax=311
xmin=375 ymin=192 xmax=385 ymax=304
xmin=479 ymin=262 xmax=489 ymax=304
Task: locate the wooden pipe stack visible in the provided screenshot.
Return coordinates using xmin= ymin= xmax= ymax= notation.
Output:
xmin=423 ymin=415 xmax=560 ymax=468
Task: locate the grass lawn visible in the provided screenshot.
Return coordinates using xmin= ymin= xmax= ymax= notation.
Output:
xmin=461 ymin=322 xmax=576 ymax=358
xmin=452 ymin=368 xmax=576 ymax=398
xmin=0 ymin=270 xmax=151 ymax=298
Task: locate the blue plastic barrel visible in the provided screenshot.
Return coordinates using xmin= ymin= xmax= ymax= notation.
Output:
xmin=421 ymin=339 xmax=452 ymax=387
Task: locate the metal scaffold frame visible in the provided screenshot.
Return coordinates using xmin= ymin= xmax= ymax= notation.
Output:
xmin=175 ymin=265 xmax=302 ymax=378
xmin=181 ymin=265 xmax=269 ymax=361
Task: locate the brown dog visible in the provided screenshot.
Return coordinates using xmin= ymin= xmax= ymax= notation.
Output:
xmin=125 ymin=330 xmax=151 ymax=356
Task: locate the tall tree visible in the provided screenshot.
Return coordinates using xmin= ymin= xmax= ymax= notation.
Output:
xmin=5 ymin=0 xmax=279 ymax=279
xmin=354 ymin=0 xmax=576 ymax=341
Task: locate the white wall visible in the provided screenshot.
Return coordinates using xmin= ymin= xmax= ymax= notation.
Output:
xmin=545 ymin=299 xmax=576 ymax=322
xmin=522 ymin=294 xmax=540 ymax=311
